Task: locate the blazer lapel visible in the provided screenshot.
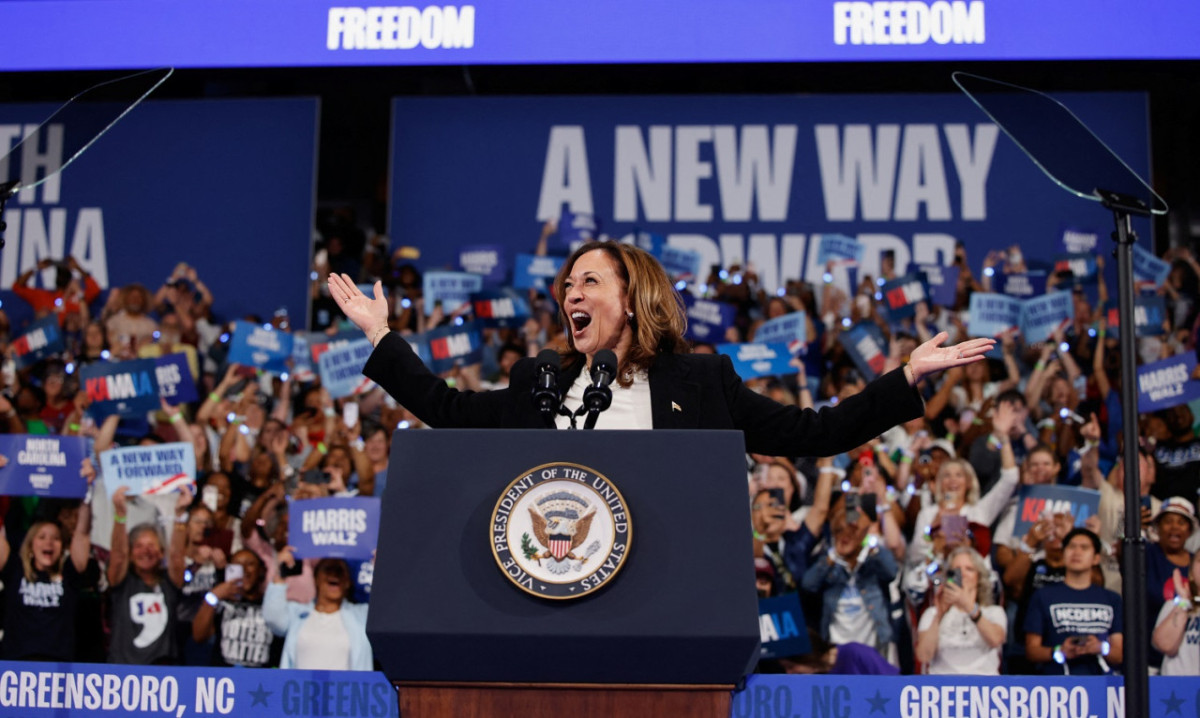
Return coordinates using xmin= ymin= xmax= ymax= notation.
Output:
xmin=649 ymin=355 xmax=701 ymax=429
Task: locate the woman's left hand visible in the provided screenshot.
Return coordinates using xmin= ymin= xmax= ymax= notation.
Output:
xmin=908 ymin=332 xmax=996 ymax=384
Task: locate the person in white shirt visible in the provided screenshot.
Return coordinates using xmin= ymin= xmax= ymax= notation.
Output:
xmin=1152 ymin=550 xmax=1200 ymax=675
xmin=916 ymin=547 xmax=1007 ymax=674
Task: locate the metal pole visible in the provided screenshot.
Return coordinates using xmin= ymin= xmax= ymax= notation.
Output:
xmin=1113 ymin=209 xmax=1148 ymax=718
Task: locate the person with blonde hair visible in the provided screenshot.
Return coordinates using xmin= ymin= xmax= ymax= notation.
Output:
xmin=1152 ymin=550 xmax=1200 ymax=675
xmin=329 ymin=242 xmax=994 ymax=458
xmin=915 ymin=546 xmax=1006 ymax=674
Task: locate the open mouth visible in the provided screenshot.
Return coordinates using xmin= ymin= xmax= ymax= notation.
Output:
xmin=570 ymin=311 xmax=592 ymax=335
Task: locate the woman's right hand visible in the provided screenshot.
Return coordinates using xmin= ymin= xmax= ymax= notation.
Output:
xmin=113 ymin=486 xmax=130 ymax=518
xmin=328 ymin=274 xmax=388 ymax=337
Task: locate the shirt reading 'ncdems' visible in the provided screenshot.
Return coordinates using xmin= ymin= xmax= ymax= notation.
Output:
xmin=1024 ymin=582 xmax=1123 ymax=675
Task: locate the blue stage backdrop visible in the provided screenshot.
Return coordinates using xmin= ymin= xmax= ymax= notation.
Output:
xmin=0 ymin=97 xmax=318 ymax=330
xmin=389 ymin=93 xmax=1150 ymax=296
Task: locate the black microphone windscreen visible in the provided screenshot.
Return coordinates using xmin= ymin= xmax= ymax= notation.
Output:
xmin=536 ymin=348 xmax=561 ymax=370
xmin=593 ymin=349 xmax=617 ymax=372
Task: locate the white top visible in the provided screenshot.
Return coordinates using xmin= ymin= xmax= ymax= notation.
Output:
xmin=828 ymin=575 xmax=876 ymax=647
xmin=294 ymin=609 xmax=351 ymax=671
xmin=917 ymin=604 xmax=1006 ymax=675
xmin=906 ymin=466 xmax=1019 ymax=566
xmin=555 ymin=368 xmax=653 ymax=430
xmin=1155 ymin=601 xmax=1200 ymax=676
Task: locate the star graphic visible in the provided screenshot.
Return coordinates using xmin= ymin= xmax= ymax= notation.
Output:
xmin=1161 ymin=691 xmax=1185 ymax=716
xmin=866 ymin=689 xmax=889 ymax=715
xmin=249 ymin=683 xmax=272 ymax=708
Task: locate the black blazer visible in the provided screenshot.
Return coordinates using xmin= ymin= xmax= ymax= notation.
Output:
xmin=363 ymin=333 xmax=924 ymax=457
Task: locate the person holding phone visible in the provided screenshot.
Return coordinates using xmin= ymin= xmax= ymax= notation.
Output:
xmin=915 ymin=547 xmax=1006 ymax=674
xmin=1152 ymin=550 xmax=1200 ymax=675
xmin=192 ymin=549 xmax=281 ymax=667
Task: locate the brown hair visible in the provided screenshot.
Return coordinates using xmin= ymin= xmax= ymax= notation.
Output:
xmin=552 ymin=242 xmax=689 ymax=386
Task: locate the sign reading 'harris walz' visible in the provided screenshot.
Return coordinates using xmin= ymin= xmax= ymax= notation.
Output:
xmin=491 ymin=462 xmax=631 ymax=600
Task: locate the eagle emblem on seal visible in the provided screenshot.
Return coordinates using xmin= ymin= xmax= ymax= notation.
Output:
xmin=527 ymin=491 xmax=596 ymax=573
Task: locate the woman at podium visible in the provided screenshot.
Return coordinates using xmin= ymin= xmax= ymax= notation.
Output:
xmin=327 ymin=242 xmax=991 ymax=456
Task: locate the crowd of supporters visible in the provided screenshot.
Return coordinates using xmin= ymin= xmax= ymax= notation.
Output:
xmin=0 ymin=217 xmax=1197 ymax=677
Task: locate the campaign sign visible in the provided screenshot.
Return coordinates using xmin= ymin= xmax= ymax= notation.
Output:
xmin=1053 ymin=252 xmax=1098 ymax=282
xmin=754 ymin=312 xmax=807 ymax=354
xmin=633 ymin=231 xmax=665 ymax=256
xmin=758 ymin=593 xmax=811 ymax=659
xmin=1105 ymin=296 xmax=1167 ymax=339
xmin=11 ymin=316 xmax=65 ymax=369
xmin=470 ymin=288 xmax=532 ymax=328
xmin=1061 ymin=227 xmax=1101 ymax=254
xmin=512 ymin=253 xmax=565 ymax=291
xmin=80 ymin=358 xmax=160 ymax=418
xmin=0 ymin=660 xmax=400 ymax=717
xmin=1137 ymin=353 xmax=1200 ymax=413
xmin=458 ymin=244 xmax=506 ymax=285
xmin=99 ymin=442 xmax=196 ymax=496
xmin=879 ymin=272 xmax=929 ymax=320
xmin=659 ymin=244 xmax=703 ymax=281
xmin=290 ymin=332 xmax=315 ymax=381
xmin=226 ymin=321 xmax=293 ymax=374
xmin=683 ymin=294 xmax=737 ymax=344
xmin=999 ymin=271 xmax=1048 ymax=299
xmin=717 ymin=342 xmax=796 ymax=380
xmin=558 ymin=209 xmax=599 ymax=246
xmin=309 ymin=329 xmax=362 ymax=365
xmin=420 ymin=321 xmax=484 ymax=374
xmin=838 ymin=321 xmax=888 ymax=380
xmin=422 ymin=271 xmax=484 ymax=316
xmin=317 ymin=339 xmax=375 ymax=399
xmin=1019 ymin=291 xmax=1074 ymax=344
xmin=1132 ymin=243 xmax=1171 ymax=286
xmin=154 ymin=353 xmax=198 ymax=405
xmin=917 ymin=264 xmax=959 ymax=308
xmin=0 ymin=434 xmax=89 ymax=498
xmin=290 ymin=496 xmax=381 ymax=561
xmin=967 ymin=293 xmax=1021 ymax=338
xmin=815 ymin=233 xmax=863 ymax=266
xmin=1012 ymin=484 xmax=1102 ymax=538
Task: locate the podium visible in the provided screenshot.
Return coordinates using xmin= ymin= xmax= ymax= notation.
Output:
xmin=367 ymin=429 xmax=760 ymax=717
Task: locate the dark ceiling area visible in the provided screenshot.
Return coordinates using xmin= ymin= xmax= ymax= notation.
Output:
xmin=2 ymin=60 xmax=1197 ymax=246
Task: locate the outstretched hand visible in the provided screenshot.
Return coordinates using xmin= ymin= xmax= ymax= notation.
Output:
xmin=908 ymin=332 xmax=995 ymax=384
xmin=328 ymin=273 xmax=388 ymax=338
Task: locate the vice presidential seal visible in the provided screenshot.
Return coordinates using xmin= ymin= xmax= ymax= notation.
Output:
xmin=490 ymin=462 xmax=631 ymax=600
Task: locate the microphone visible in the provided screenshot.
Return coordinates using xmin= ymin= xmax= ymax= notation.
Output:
xmin=532 ymin=349 xmax=562 ymax=426
xmin=582 ymin=349 xmax=617 ymax=429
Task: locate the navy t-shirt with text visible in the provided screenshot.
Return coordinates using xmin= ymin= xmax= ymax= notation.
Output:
xmin=1024 ymin=582 xmax=1123 ymax=675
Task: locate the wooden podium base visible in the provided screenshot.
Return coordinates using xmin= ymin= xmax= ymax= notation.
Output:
xmin=397 ymin=681 xmax=734 ymax=718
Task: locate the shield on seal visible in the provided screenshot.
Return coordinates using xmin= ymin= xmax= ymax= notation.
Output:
xmin=548 ymin=535 xmax=571 ymax=560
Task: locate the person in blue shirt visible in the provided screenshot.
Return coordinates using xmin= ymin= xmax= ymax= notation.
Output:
xmin=1024 ymin=527 xmax=1124 ymax=675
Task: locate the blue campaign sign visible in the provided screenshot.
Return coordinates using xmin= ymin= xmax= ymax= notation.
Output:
xmin=1138 ymin=353 xmax=1200 ymax=413
xmin=557 ymin=209 xmax=600 ymax=246
xmin=838 ymin=321 xmax=888 ymax=380
xmin=758 ymin=593 xmax=811 ymax=659
xmin=226 ymin=321 xmax=294 ymax=374
xmin=458 ymin=244 xmax=507 ymax=285
xmin=0 ymin=660 xmax=399 ymax=717
xmin=682 ymin=294 xmax=737 ymax=344
xmin=1012 ymin=484 xmax=1102 ymax=538
xmin=815 ymin=234 xmax=864 ymax=266
xmin=1019 ymin=291 xmax=1074 ymax=344
xmin=290 ymin=496 xmax=381 ymax=561
xmin=754 ymin=312 xmax=807 ymax=353
xmin=419 ymin=321 xmax=484 ymax=374
xmin=879 ymin=271 xmax=929 ymax=320
xmin=423 ymin=271 xmax=484 ymax=315
xmin=99 ymin=442 xmax=196 ymax=496
xmin=11 ymin=316 xmax=66 ymax=369
xmin=154 ymin=353 xmax=198 ymax=405
xmin=1132 ymin=243 xmax=1171 ymax=286
xmin=471 ymin=289 xmax=531 ymax=328
xmin=512 ymin=254 xmax=565 ymax=291
xmin=1053 ymin=252 xmax=1098 ymax=283
xmin=1060 ymin=226 xmax=1100 ymax=254
xmin=0 ymin=435 xmax=89 ymax=498
xmin=390 ymin=94 xmax=1151 ymax=303
xmin=0 ymin=99 xmax=316 ymax=329
xmin=317 ymin=339 xmax=375 ymax=399
xmin=717 ymin=342 xmax=796 ymax=380
xmin=80 ymin=358 xmax=159 ymax=418
xmin=999 ymin=271 xmax=1047 ymax=299
xmin=1104 ymin=296 xmax=1168 ymax=339
xmin=290 ymin=332 xmax=315 ymax=381
xmin=917 ymin=263 xmax=958 ymax=308
xmin=967 ymin=293 xmax=1021 ymax=338
xmin=659 ymin=245 xmax=703 ymax=281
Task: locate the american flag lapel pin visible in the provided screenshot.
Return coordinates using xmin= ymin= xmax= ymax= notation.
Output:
xmin=671 ymin=401 xmax=682 ymax=413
